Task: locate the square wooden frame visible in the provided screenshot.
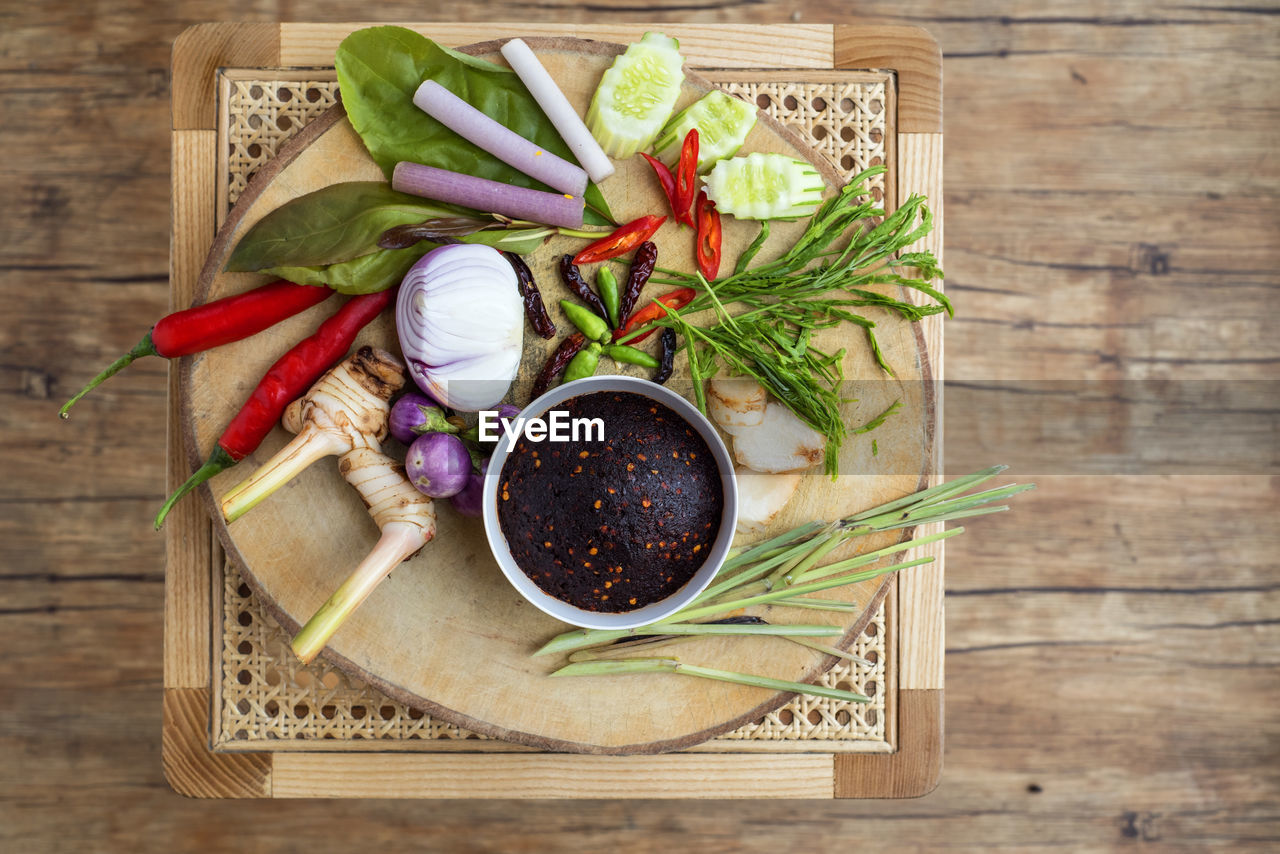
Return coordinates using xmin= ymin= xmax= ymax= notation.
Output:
xmin=164 ymin=21 xmax=943 ymax=799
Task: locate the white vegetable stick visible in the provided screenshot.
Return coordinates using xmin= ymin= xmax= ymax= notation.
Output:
xmin=500 ymin=38 xmax=616 ymax=183
xmin=413 ymin=80 xmax=588 ymax=197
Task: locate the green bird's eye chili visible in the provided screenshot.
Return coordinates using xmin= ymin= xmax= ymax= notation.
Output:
xmin=560 ymin=299 xmax=611 ymax=343
xmin=596 ymin=266 xmax=621 ymax=328
xmin=601 ymin=343 xmax=660 ymax=369
xmin=153 ymin=288 xmax=393 ymax=529
xmin=563 ymin=341 xmax=602 ymax=383
xmin=558 ymin=254 xmax=608 ymax=321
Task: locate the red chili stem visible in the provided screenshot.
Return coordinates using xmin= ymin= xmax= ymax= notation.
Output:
xmin=672 ymin=129 xmax=700 ymax=228
xmin=59 ymin=280 xmax=333 ymax=419
xmin=695 ymin=190 xmax=722 ymax=281
xmin=153 ymin=289 xmax=392 ymax=530
xmin=571 ymin=215 xmax=666 ymax=265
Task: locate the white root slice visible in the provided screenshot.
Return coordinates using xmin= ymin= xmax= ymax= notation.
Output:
xmin=734 ymin=467 xmax=803 ymax=536
xmin=219 ymin=347 xmax=404 ymax=523
xmin=707 ymin=376 xmax=767 ymax=434
xmin=732 ymin=402 xmax=826 ymax=473
xmin=290 ymin=446 xmax=436 ymax=664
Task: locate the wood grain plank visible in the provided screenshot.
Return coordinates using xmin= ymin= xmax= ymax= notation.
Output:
xmin=162 ymin=688 xmax=271 ymax=798
xmin=272 ymin=753 xmax=833 ymax=799
xmin=834 ymin=689 xmax=942 ymax=797
xmin=897 ymin=132 xmax=946 ymax=691
xmin=834 ymin=24 xmax=942 ymax=133
xmin=164 ymin=130 xmax=216 ymax=690
xmin=171 ymin=24 xmax=280 ymax=131
xmin=278 ymin=22 xmax=834 ymax=68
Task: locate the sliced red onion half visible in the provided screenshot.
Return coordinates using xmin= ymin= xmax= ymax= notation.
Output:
xmin=396 ymin=245 xmax=524 ymax=411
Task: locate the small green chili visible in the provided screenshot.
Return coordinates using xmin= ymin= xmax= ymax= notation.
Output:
xmin=601 ymin=343 xmax=660 ymax=369
xmin=596 ymin=267 xmax=621 ymax=328
xmin=559 ymin=299 xmax=611 ymax=343
xmin=563 ymin=342 xmax=602 ymax=383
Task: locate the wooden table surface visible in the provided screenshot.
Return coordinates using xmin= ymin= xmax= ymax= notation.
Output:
xmin=2 ymin=1 xmax=1276 ymax=851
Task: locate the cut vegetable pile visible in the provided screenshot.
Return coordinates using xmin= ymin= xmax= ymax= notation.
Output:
xmin=56 ymin=27 xmax=1007 ymax=710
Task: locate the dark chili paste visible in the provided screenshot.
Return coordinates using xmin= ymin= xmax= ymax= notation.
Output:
xmin=497 ymin=391 xmax=723 ymax=613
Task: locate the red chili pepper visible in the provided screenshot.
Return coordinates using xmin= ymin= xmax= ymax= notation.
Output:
xmin=694 ymin=190 xmax=722 ymax=281
xmin=614 ymin=287 xmax=697 ymax=344
xmin=59 ymin=280 xmax=334 ymax=419
xmin=572 ymin=215 xmax=667 ymax=265
xmin=673 ymin=129 xmax=700 ymax=227
xmin=153 ymin=289 xmax=393 ymax=529
xmin=640 ymin=153 xmax=691 ymax=228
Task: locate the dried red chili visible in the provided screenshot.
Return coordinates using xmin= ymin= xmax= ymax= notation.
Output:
xmin=640 ymin=153 xmax=691 ymax=228
xmin=558 ymin=255 xmax=609 ymax=321
xmin=614 ymin=287 xmax=697 ymax=345
xmin=617 ymin=240 xmax=659 ymax=322
xmin=504 ymin=251 xmax=556 ymax=339
xmin=59 ymin=280 xmax=334 ymax=419
xmin=531 ymin=331 xmax=587 ymax=399
xmin=672 ymin=129 xmax=699 ymax=227
xmin=153 ymin=289 xmax=394 ymax=529
xmin=653 ymin=327 xmax=677 ymax=385
xmin=694 ymin=190 xmax=722 ymax=281
xmin=571 ymin=215 xmax=666 ymax=265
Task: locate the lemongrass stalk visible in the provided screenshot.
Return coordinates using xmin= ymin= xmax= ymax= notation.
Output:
xmin=534 ymin=621 xmax=841 ymax=658
xmin=775 ymin=598 xmax=863 ymax=612
xmin=539 ymin=555 xmax=936 ymax=657
xmin=663 ymin=556 xmax=933 ymax=624
xmin=719 ymin=521 xmax=826 ymax=573
xmin=766 ymin=528 xmax=848 ymax=589
xmin=291 ymin=447 xmax=436 ymax=663
xmin=694 ymin=535 xmax=835 ymax=604
xmin=220 ymin=348 xmax=403 ymax=523
xmin=785 ymin=637 xmax=873 ymax=666
xmin=550 ymin=658 xmax=871 ymax=704
xmin=787 ymin=526 xmax=964 ymax=587
xmin=843 ymin=466 xmax=1007 ymax=523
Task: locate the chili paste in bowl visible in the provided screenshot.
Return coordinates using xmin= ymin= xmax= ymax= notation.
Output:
xmin=483 ymin=376 xmax=737 ymax=630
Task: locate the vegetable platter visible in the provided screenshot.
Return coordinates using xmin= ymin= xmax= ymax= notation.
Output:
xmin=162 ymin=22 xmax=949 ymax=797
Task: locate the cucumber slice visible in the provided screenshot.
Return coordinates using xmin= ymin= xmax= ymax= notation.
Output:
xmin=703 ymin=153 xmax=827 ymax=220
xmin=586 ymin=32 xmax=685 ymax=159
xmin=652 ymin=90 xmax=758 ymax=172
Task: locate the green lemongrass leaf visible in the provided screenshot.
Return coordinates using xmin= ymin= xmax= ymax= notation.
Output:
xmin=550 ymin=658 xmax=871 ymax=704
xmin=786 ymin=637 xmax=873 ymax=666
xmin=335 ymin=26 xmax=614 ymax=227
xmin=851 ymin=399 xmax=902 ymax=435
xmin=842 ymin=466 xmax=1008 ymax=523
xmin=533 ymin=620 xmax=841 ymax=658
xmin=773 ymin=598 xmax=862 ymax=612
xmin=787 ymin=527 xmax=965 ymax=587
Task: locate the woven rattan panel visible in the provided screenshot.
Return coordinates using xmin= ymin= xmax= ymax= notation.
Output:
xmin=213 ymin=71 xmax=893 ymax=753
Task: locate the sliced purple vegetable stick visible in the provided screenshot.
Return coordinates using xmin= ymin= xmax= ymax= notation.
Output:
xmin=392 ymin=161 xmax=585 ymax=230
xmin=413 ymin=80 xmax=589 ymax=197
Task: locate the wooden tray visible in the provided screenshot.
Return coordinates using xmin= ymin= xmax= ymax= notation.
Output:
xmin=164 ymin=21 xmax=944 ymax=798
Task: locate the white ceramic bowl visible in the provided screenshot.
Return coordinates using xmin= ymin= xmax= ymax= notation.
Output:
xmin=482 ymin=375 xmax=738 ymax=630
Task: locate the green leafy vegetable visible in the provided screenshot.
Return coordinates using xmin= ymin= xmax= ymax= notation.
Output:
xmin=226 ymin=182 xmax=549 ymax=273
xmin=262 ymin=243 xmax=434 ymax=296
xmin=335 ymin=26 xmax=615 ymax=226
xmin=632 ymin=165 xmax=948 ymax=474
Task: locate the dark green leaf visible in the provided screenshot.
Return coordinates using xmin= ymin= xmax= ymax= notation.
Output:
xmin=263 ymin=243 xmax=437 ymax=295
xmin=226 ymin=182 xmax=485 ymax=272
xmin=335 ymin=26 xmax=615 ymax=226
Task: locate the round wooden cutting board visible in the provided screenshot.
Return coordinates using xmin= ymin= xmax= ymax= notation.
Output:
xmin=183 ymin=38 xmax=933 ymax=754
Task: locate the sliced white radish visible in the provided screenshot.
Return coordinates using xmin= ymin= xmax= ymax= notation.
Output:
xmin=732 ymin=402 xmax=826 ymax=473
xmin=707 ymin=377 xmax=767 ymax=434
xmin=734 ymin=467 xmax=802 ymax=536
